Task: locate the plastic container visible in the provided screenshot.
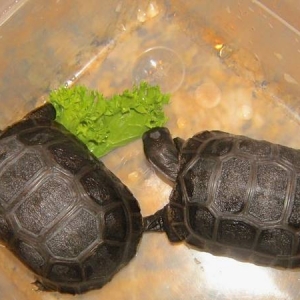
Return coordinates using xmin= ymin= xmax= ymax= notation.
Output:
xmin=0 ymin=1 xmax=300 ymax=299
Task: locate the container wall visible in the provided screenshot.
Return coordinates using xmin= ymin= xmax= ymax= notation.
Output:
xmin=1 ymin=1 xmax=300 ymax=300
xmin=171 ymin=0 xmax=300 ymax=116
xmin=0 ymin=0 xmax=146 ymax=127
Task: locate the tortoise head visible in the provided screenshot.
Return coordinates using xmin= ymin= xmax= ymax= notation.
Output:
xmin=142 ymin=127 xmax=180 ymax=182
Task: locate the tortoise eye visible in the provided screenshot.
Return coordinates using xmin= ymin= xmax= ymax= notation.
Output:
xmin=149 ymin=130 xmax=162 ymax=140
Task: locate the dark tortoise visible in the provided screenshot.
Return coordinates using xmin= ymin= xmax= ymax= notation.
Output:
xmin=0 ymin=103 xmax=143 ymax=294
xmin=143 ymin=127 xmax=300 ymax=269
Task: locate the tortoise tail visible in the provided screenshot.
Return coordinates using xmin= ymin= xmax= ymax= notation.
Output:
xmin=143 ymin=207 xmax=165 ymax=232
xmin=143 ymin=205 xmax=185 ymax=243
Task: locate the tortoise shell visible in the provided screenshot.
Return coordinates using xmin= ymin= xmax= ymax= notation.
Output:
xmin=143 ymin=128 xmax=300 ymax=268
xmin=0 ymin=104 xmax=143 ymax=294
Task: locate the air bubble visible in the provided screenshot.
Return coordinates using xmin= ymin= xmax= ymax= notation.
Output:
xmin=238 ymin=104 xmax=253 ymax=120
xmin=195 ymin=80 xmax=221 ymax=108
xmin=132 ymin=47 xmax=185 ymax=93
xmin=147 ymin=1 xmax=159 ymax=18
xmin=137 ymin=8 xmax=147 ymax=23
xmin=218 ymin=44 xmax=234 ymax=59
xmin=137 ymin=1 xmax=159 ymax=23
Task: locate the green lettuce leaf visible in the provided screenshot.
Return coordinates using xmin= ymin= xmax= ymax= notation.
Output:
xmin=49 ymin=82 xmax=169 ymax=157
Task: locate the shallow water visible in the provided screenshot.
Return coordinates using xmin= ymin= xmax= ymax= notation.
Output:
xmin=1 ymin=1 xmax=300 ymax=300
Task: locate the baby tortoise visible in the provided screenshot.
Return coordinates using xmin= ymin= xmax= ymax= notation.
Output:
xmin=143 ymin=127 xmax=300 ymax=268
xmin=0 ymin=103 xmax=143 ymax=294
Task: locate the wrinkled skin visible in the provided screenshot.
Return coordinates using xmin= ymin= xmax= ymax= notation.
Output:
xmin=0 ymin=103 xmax=143 ymax=294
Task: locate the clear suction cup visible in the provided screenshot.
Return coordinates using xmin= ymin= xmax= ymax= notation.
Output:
xmin=132 ymin=46 xmax=185 ymax=93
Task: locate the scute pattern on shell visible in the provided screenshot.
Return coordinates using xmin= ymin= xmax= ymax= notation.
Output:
xmin=166 ymin=130 xmax=300 ymax=268
xmin=0 ymin=104 xmax=143 ymax=294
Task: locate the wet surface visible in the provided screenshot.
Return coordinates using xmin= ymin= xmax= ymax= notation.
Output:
xmin=0 ymin=1 xmax=300 ymax=299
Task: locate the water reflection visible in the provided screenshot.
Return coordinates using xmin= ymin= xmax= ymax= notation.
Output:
xmin=193 ymin=251 xmax=287 ymax=299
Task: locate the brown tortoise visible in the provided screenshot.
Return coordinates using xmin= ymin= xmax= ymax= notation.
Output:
xmin=0 ymin=103 xmax=143 ymax=294
xmin=143 ymin=127 xmax=300 ymax=268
